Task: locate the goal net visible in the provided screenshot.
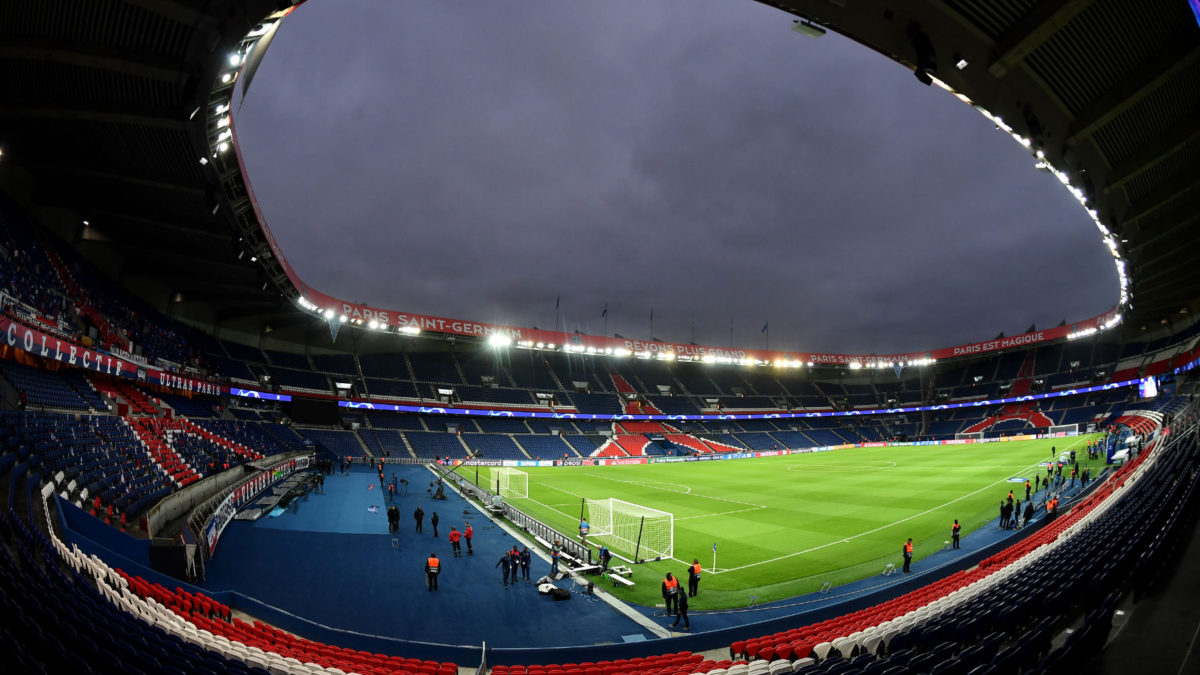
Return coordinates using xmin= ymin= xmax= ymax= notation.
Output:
xmin=1048 ymin=423 xmax=1079 ymax=436
xmin=955 ymin=431 xmax=984 ymax=441
xmin=585 ymin=498 xmax=673 ymax=561
xmin=494 ymin=467 xmax=528 ymax=499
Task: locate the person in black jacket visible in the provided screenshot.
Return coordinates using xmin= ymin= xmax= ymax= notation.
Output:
xmin=414 ymin=505 xmax=424 ymax=533
xmin=431 ymin=511 xmax=439 ymax=537
xmin=519 ymin=546 xmax=532 ymax=582
xmin=671 ymin=589 xmax=690 ymax=630
xmin=497 ymin=552 xmax=513 ymax=588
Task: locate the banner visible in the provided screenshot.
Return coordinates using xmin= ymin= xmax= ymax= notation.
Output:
xmin=205 ymin=456 xmax=305 ymax=556
xmin=320 ymin=378 xmax=1140 ymax=423
xmin=599 ymin=457 xmax=648 ymax=466
xmin=2 ymin=316 xmax=135 ymax=378
xmin=290 ymin=285 xmax=1120 ymax=368
xmin=2 ymin=316 xmax=227 ymax=396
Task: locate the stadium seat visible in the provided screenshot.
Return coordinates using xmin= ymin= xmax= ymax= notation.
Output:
xmin=811 ymin=643 xmax=834 ymax=662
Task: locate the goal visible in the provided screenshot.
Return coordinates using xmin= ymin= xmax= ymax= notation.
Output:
xmin=494 ymin=467 xmax=527 ymax=499
xmin=955 ymin=431 xmax=984 ymax=441
xmin=586 ymin=498 xmax=673 ymax=562
xmin=1048 ymin=423 xmax=1079 ymax=436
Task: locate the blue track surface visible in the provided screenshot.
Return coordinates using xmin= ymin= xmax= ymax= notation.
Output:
xmin=199 ymin=465 xmax=650 ymax=649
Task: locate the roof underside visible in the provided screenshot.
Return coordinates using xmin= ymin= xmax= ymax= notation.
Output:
xmin=0 ymin=0 xmax=1196 ymax=348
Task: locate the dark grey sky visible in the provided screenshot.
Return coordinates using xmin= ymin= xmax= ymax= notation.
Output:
xmin=234 ymin=0 xmax=1117 ymax=354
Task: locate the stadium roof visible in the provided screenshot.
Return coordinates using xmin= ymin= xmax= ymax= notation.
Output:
xmin=0 ymin=0 xmax=1196 ymax=350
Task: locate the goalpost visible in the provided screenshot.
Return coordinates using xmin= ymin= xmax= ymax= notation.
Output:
xmin=1048 ymin=423 xmax=1079 ymax=436
xmin=955 ymin=431 xmax=984 ymax=441
xmin=586 ymin=498 xmax=674 ymax=562
xmin=494 ymin=467 xmax=528 ymax=499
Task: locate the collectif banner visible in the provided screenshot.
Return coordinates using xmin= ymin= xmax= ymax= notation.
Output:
xmin=1 ymin=316 xmax=223 ymax=396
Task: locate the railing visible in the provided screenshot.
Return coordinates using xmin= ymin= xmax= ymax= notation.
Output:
xmin=184 ymin=451 xmax=313 ymax=562
xmin=428 ymin=462 xmax=592 ymax=563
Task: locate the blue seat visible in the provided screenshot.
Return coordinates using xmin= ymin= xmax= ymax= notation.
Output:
xmin=930 ymin=657 xmax=969 ymax=675
xmin=906 ymin=653 xmax=939 ymax=673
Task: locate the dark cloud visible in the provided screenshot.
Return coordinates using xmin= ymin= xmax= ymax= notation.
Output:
xmin=235 ymin=0 xmax=1117 ymax=354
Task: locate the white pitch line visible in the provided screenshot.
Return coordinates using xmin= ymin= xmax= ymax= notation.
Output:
xmin=710 ymin=436 xmax=1090 ymax=575
xmin=675 ymin=506 xmax=766 ymax=522
xmin=786 ymin=461 xmax=897 ymax=472
xmin=586 ymin=473 xmax=767 ymax=509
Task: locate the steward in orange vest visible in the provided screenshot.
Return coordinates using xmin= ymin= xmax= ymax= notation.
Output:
xmin=662 ymin=572 xmax=680 ymax=612
xmin=425 ymin=553 xmax=440 ymax=591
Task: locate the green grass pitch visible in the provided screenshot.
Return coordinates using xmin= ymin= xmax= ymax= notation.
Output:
xmin=456 ymin=434 xmax=1106 ymax=608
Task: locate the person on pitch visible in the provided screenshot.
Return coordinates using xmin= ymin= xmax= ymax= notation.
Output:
xmin=687 ymin=558 xmax=701 ymax=597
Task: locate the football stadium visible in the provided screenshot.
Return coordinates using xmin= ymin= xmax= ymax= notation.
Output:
xmin=1 ymin=1 xmax=1199 ymax=674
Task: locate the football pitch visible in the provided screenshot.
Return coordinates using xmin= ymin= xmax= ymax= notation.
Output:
xmin=457 ymin=434 xmax=1106 ymax=609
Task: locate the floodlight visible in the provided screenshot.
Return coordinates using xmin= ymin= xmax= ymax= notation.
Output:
xmin=955 ymin=59 xmax=968 ymax=70
xmin=334 ymin=382 xmax=352 ymax=390
xmin=229 ymin=53 xmax=243 ymax=67
xmin=488 ymin=334 xmax=512 ymax=348
xmin=217 ymin=142 xmax=229 ymax=153
xmin=323 ymin=309 xmax=334 ymax=319
xmin=400 ymin=325 xmax=421 ymax=335
xmin=221 ymin=73 xmax=232 ymax=84
xmin=791 ymin=20 xmax=826 ymax=38
xmin=338 ymin=315 xmax=347 ymax=323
